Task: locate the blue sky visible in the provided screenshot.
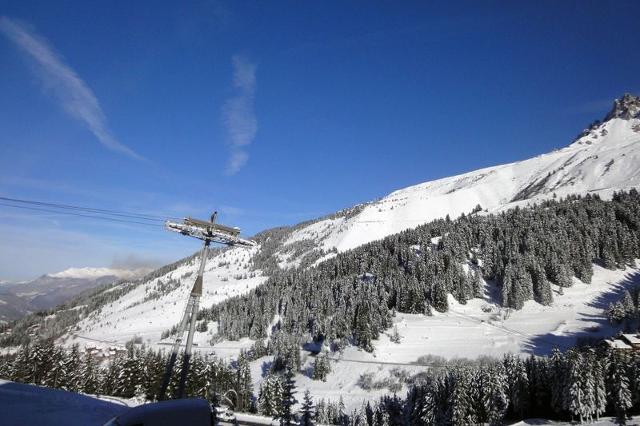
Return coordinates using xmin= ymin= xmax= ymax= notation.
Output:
xmin=1 ymin=1 xmax=639 ymax=280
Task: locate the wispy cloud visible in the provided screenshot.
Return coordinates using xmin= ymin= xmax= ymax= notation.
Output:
xmin=223 ymin=54 xmax=257 ymax=174
xmin=0 ymin=16 xmax=144 ymax=161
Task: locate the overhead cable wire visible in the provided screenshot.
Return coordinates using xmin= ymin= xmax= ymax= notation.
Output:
xmin=0 ymin=201 xmax=165 ymax=228
xmin=0 ymin=196 xmax=180 ymax=222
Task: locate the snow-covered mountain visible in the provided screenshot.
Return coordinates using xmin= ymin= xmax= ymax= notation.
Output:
xmin=57 ymin=93 xmax=639 ymax=343
xmin=279 ymin=93 xmax=640 ymax=260
xmin=48 ymin=267 xmax=151 ymax=281
xmin=4 ymin=94 xmax=640 ymax=409
xmin=0 ymin=267 xmax=151 ymax=322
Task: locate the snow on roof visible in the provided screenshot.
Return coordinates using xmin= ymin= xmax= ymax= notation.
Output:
xmin=605 ymin=339 xmax=632 ymax=349
xmin=621 ymin=334 xmax=640 ymax=345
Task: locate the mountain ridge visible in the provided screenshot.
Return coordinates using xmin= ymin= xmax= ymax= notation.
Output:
xmin=0 ymin=267 xmax=151 ymax=322
xmin=2 ymin=94 xmax=640 ymax=411
xmin=2 ymin=93 xmax=639 ymax=349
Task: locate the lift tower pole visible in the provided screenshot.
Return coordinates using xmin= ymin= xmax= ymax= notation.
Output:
xmin=158 ymin=213 xmax=255 ymax=401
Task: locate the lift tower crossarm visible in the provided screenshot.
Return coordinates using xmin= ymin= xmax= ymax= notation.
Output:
xmin=157 ymin=213 xmax=256 ymax=401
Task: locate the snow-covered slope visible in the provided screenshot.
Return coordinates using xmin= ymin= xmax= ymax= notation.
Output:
xmin=244 ymin=262 xmax=639 ymax=411
xmin=56 ymin=94 xmax=640 ymax=351
xmin=281 ymin=94 xmax=640 ymax=257
xmin=69 ymin=246 xmax=267 ymax=349
xmin=5 ymin=93 xmax=639 ymax=412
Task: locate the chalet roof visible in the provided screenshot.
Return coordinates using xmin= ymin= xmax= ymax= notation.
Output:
xmin=605 ymin=339 xmax=632 ymax=349
xmin=621 ymin=334 xmax=640 ymax=345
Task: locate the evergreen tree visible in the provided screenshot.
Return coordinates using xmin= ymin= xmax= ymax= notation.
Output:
xmin=431 ymin=279 xmax=448 ymax=313
xmin=278 ymin=367 xmax=298 ymax=426
xmin=472 ymin=268 xmax=484 ymax=299
xmin=259 ymin=374 xmax=282 ymax=417
xmin=81 ymin=352 xmax=101 ymax=394
xmin=446 ymin=368 xmax=475 ymax=425
xmin=418 ymin=377 xmax=440 ymax=425
xmin=606 ymin=302 xmax=627 ymax=324
xmin=235 ymin=351 xmax=253 ymax=412
xmin=311 ymin=353 xmax=330 ymax=382
xmin=566 ymin=350 xmax=591 ymax=422
xmin=315 ymin=399 xmax=328 ymax=424
xmin=337 ymin=396 xmax=348 ymax=426
xmin=10 ymin=343 xmax=32 ymax=383
xmin=483 ymin=364 xmax=509 ymax=425
xmin=607 ymin=352 xmax=632 ymax=425
xmin=621 ymin=290 xmax=635 ymax=318
xmin=589 ymin=352 xmax=607 ymax=421
xmin=503 ymin=354 xmax=529 ymax=419
xmin=300 ymin=390 xmax=315 ymax=426
xmin=61 ymin=344 xmax=82 ymax=392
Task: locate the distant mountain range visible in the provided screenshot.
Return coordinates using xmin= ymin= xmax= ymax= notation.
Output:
xmin=0 ymin=267 xmax=151 ymax=322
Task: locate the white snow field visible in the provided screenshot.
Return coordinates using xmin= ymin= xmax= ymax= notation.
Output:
xmin=0 ymin=379 xmax=133 ymax=426
xmin=65 ymin=245 xmax=267 ymax=351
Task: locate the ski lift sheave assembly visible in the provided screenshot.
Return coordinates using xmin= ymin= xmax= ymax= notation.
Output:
xmin=157 ymin=212 xmax=256 ymax=403
xmin=165 ymin=212 xmax=256 ymax=247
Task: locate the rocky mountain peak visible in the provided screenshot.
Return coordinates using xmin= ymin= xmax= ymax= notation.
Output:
xmin=572 ymin=93 xmax=640 ymax=145
xmin=604 ymin=93 xmax=640 ymax=121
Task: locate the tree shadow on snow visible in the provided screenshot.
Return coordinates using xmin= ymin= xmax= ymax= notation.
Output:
xmin=522 ymin=270 xmax=640 ymax=356
xmin=260 ymin=360 xmax=274 ymax=377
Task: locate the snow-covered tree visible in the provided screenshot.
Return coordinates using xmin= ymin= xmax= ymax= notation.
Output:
xmin=311 ymin=353 xmax=330 ymax=381
xmin=607 ymin=351 xmax=632 ymax=424
xmin=277 ymin=367 xmax=297 ymax=426
xmin=299 ymin=390 xmax=315 ymax=426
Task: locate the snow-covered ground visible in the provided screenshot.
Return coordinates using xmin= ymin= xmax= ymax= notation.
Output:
xmin=366 ymin=263 xmax=640 ymax=360
xmin=0 ymin=379 xmax=134 ymax=426
xmin=65 ymin=246 xmax=267 ymax=350
xmin=239 ymin=262 xmax=640 ymax=411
